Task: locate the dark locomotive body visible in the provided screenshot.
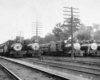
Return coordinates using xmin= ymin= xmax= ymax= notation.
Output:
xmin=23 ymin=43 xmax=34 ymax=57
xmin=0 ymin=40 xmax=26 ymax=57
xmin=6 ymin=40 xmax=27 ymax=57
xmin=0 ymin=38 xmax=100 ymax=58
xmin=40 ymin=40 xmax=82 ymax=57
xmin=25 ymin=42 xmax=41 ymax=57
xmin=40 ymin=40 xmax=100 ymax=57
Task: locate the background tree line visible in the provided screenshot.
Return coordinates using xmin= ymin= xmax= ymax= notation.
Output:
xmin=14 ymin=18 xmax=100 ymax=44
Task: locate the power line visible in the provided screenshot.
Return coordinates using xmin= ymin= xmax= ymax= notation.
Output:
xmin=63 ymin=7 xmax=80 ymax=58
xmin=32 ymin=21 xmax=42 ymax=42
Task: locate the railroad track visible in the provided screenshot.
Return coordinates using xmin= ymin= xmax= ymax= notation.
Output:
xmin=48 ymin=58 xmax=100 ymax=66
xmin=66 ymin=60 xmax=100 ymax=66
xmin=22 ymin=58 xmax=100 ymax=76
xmin=43 ymin=56 xmax=100 ymax=66
xmin=0 ymin=58 xmax=65 ymax=80
xmin=0 ymin=56 xmax=90 ymax=80
xmin=0 ymin=57 xmax=90 ymax=80
xmin=0 ymin=63 xmax=22 ymax=80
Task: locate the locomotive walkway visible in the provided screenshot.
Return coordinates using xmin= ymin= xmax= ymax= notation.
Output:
xmin=0 ymin=56 xmax=90 ymax=80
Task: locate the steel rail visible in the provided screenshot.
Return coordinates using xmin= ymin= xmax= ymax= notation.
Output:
xmin=0 ymin=63 xmax=22 ymax=80
xmin=43 ymin=57 xmax=100 ymax=66
xmin=52 ymin=59 xmax=100 ymax=66
xmin=26 ymin=59 xmax=100 ymax=76
xmin=0 ymin=56 xmax=90 ymax=80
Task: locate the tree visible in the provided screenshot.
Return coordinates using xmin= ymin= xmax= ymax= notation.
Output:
xmin=31 ymin=36 xmax=44 ymax=43
xmin=24 ymin=39 xmax=31 ymax=44
xmin=75 ymin=25 xmax=96 ymax=40
xmin=15 ymin=36 xmax=24 ymax=42
xmin=76 ymin=31 xmax=91 ymax=40
xmin=52 ymin=18 xmax=81 ymax=40
xmin=44 ymin=33 xmax=56 ymax=43
xmin=93 ymin=24 xmax=100 ymax=30
xmin=52 ymin=26 xmax=63 ymax=40
xmin=94 ymin=30 xmax=100 ymax=40
xmin=31 ymin=36 xmax=36 ymax=42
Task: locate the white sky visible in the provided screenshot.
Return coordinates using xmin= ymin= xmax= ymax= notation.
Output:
xmin=0 ymin=0 xmax=100 ymax=43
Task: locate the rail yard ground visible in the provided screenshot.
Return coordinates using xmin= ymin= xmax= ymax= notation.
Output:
xmin=0 ymin=56 xmax=91 ymax=80
xmin=42 ymin=56 xmax=100 ymax=63
xmin=0 ymin=67 xmax=13 ymax=80
xmin=18 ymin=56 xmax=100 ymax=80
xmin=0 ymin=58 xmax=66 ymax=80
xmin=1 ymin=56 xmax=100 ymax=80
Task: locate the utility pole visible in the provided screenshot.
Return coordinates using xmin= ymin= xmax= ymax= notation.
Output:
xmin=36 ymin=20 xmax=38 ymax=42
xmin=19 ymin=31 xmax=22 ymax=42
xmin=32 ymin=21 xmax=42 ymax=43
xmin=63 ymin=7 xmax=79 ymax=58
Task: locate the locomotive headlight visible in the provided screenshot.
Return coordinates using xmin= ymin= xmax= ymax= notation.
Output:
xmin=91 ymin=43 xmax=97 ymax=50
xmin=64 ymin=40 xmax=67 ymax=43
xmin=74 ymin=43 xmax=81 ymax=50
xmin=13 ymin=43 xmax=22 ymax=51
xmin=31 ymin=43 xmax=40 ymax=50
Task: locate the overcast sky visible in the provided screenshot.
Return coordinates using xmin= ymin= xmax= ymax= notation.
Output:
xmin=0 ymin=0 xmax=100 ymax=43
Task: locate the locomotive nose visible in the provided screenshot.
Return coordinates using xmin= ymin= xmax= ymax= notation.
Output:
xmin=31 ymin=43 xmax=40 ymax=50
xmin=74 ymin=43 xmax=81 ymax=50
xmin=91 ymin=43 xmax=97 ymax=50
xmin=13 ymin=43 xmax=22 ymax=51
